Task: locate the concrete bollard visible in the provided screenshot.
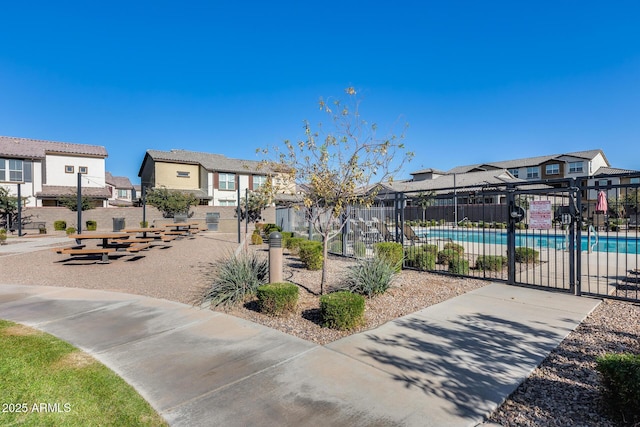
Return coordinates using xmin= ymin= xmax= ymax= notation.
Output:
xmin=269 ymin=231 xmax=283 ymax=283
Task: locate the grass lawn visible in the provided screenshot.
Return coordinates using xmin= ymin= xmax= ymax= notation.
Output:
xmin=0 ymin=319 xmax=168 ymax=426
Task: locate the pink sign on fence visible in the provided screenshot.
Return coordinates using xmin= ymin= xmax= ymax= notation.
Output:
xmin=529 ymin=200 xmax=552 ymax=230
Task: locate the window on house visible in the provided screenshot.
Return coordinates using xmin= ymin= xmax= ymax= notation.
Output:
xmin=1 ymin=159 xmax=24 ymax=182
xmin=79 ymin=166 xmax=88 ymax=174
xmin=526 ymin=167 xmax=540 ymax=179
xmin=219 ymin=199 xmax=236 ymax=206
xmin=117 ymin=189 xmax=128 ymax=198
xmin=568 ymin=162 xmax=584 ymax=173
xmin=219 ymin=173 xmax=235 ymax=190
xmin=253 ymin=175 xmax=266 ymax=190
xmin=629 ymin=177 xmax=640 ymax=184
xmin=177 ymin=171 xmax=190 ymax=178
xmin=65 ymin=165 xmax=74 ymax=174
xmin=545 ymin=164 xmax=560 ymax=175
xmin=507 ymin=168 xmax=519 ymax=178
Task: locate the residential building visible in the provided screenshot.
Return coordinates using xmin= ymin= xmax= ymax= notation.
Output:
xmin=105 ymin=172 xmax=135 ymax=207
xmin=374 ymin=149 xmax=639 ymax=207
xmin=446 ymin=149 xmax=610 ymax=183
xmin=138 ymin=149 xmax=282 ymax=206
xmin=0 ymin=136 xmax=110 ymax=207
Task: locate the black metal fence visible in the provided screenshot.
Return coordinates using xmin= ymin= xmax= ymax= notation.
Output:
xmin=277 ymin=174 xmax=640 ymax=303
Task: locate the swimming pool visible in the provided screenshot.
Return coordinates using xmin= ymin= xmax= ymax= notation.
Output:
xmin=415 ymin=228 xmax=640 ymax=254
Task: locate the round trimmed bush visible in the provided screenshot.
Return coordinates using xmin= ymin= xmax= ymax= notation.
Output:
xmin=257 ymin=282 xmax=299 ymax=316
xmin=320 ymin=291 xmax=365 ymax=330
xmin=65 ymin=227 xmax=76 ymax=235
xmin=416 ymin=251 xmax=436 ymax=271
xmin=285 ymin=237 xmax=307 ymax=254
xmin=299 ymin=241 xmax=323 ymax=270
xmin=476 ymin=255 xmax=506 ymax=271
xmin=515 ymin=247 xmax=539 ymax=263
xmin=86 ymin=220 xmax=97 ymax=231
xmin=449 ymin=257 xmax=469 ymax=275
xmin=54 ymin=220 xmax=67 ymax=231
xmin=443 ymin=242 xmax=464 ymax=254
xmin=437 ymin=248 xmax=460 ymax=265
xmin=374 ymin=242 xmax=403 ymax=272
xmin=251 ymin=232 xmax=263 ymax=245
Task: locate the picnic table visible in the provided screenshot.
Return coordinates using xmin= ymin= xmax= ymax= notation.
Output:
xmin=68 ymin=232 xmax=131 ymax=247
xmin=162 ymin=222 xmax=201 ymax=236
xmin=123 ymin=227 xmax=164 ymax=238
xmin=56 ymin=232 xmax=152 ymax=263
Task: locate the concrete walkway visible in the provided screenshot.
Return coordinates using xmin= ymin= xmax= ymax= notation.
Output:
xmin=0 ymin=282 xmax=600 ymax=426
xmin=0 ymin=235 xmax=69 ymax=255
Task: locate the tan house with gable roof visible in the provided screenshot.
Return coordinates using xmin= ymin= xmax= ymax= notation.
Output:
xmin=138 ymin=149 xmax=285 ymax=206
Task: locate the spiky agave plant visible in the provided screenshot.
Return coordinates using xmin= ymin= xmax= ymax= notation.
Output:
xmin=203 ymin=251 xmax=268 ymax=307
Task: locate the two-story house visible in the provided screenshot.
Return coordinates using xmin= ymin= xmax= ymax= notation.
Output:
xmin=0 ymin=136 xmax=110 ymax=207
xmin=105 ymin=172 xmax=135 ymax=207
xmin=138 ymin=149 xmax=280 ymax=206
xmin=446 ymin=149 xmax=610 ymax=183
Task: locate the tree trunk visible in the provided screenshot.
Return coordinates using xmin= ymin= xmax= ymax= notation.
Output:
xmin=320 ymin=236 xmax=329 ymax=295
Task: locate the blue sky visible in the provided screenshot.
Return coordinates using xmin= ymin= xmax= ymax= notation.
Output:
xmin=1 ymin=1 xmax=639 ymax=183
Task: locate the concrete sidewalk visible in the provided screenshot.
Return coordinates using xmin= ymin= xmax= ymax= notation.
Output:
xmin=0 ymin=283 xmax=600 ymax=426
xmin=0 ymin=235 xmax=69 ymax=255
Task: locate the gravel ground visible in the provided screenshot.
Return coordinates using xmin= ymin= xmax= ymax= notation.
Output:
xmin=2 ymin=232 xmax=639 ymax=425
xmin=224 ymin=250 xmax=490 ymax=345
xmin=488 ymin=298 xmax=640 ymax=427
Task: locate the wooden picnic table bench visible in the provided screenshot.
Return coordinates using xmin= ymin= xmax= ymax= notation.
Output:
xmin=52 ymin=244 xmax=86 ymax=254
xmin=58 ymin=248 xmax=116 ymax=263
xmin=126 ymin=243 xmax=153 ymax=253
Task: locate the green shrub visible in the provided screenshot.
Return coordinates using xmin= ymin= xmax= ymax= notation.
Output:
xmin=476 ymin=255 xmax=507 ymax=271
xmin=140 ymin=221 xmax=149 ymax=228
xmin=437 ymin=248 xmax=460 ymax=265
xmin=280 ymin=231 xmax=294 ymax=239
xmin=256 ymin=282 xmax=299 ymax=316
xmin=54 ymin=220 xmax=67 ymax=231
xmin=299 ymin=241 xmax=323 ymax=270
xmin=251 ymin=233 xmax=263 ymax=245
xmin=516 ymin=222 xmax=527 ymax=230
xmin=449 ymin=257 xmax=469 ymax=275
xmin=443 ymin=242 xmax=464 ymax=254
xmin=85 ymin=220 xmax=97 ymax=231
xmin=262 ymin=223 xmax=282 ymax=236
xmin=374 ymin=242 xmax=403 ymax=272
xmin=286 ymin=237 xmax=308 ymax=254
xmin=424 ymin=244 xmax=438 ymax=257
xmin=596 ymin=353 xmax=640 ymax=425
xmin=416 ymin=251 xmax=436 ymax=271
xmin=0 ymin=229 xmax=6 ymax=244
xmin=353 ymin=241 xmax=367 ymax=258
xmin=320 ymin=291 xmax=365 ymax=330
xmin=342 ymin=257 xmax=397 ymax=297
xmin=515 ymin=247 xmax=539 ymax=263
xmin=65 ymin=227 xmax=76 ymax=235
xmin=329 ymin=238 xmax=343 ymax=254
xmin=202 ymin=252 xmax=268 ymax=307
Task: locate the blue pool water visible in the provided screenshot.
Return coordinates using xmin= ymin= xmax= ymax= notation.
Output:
xmin=415 ymin=229 xmax=640 ymax=254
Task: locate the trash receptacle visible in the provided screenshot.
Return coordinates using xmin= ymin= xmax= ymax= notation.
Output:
xmin=174 ymin=214 xmax=187 ymax=223
xmin=113 ymin=217 xmax=125 ymax=232
xmin=206 ymin=212 xmax=220 ymax=231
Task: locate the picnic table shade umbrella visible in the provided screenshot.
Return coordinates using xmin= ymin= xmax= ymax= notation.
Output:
xmin=596 ymin=190 xmax=608 ymax=214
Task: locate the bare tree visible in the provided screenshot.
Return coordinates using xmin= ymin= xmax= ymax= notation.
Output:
xmin=261 ymin=87 xmax=413 ymax=294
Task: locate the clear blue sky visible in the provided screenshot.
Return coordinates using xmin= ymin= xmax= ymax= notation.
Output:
xmin=1 ymin=1 xmax=639 ymax=183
